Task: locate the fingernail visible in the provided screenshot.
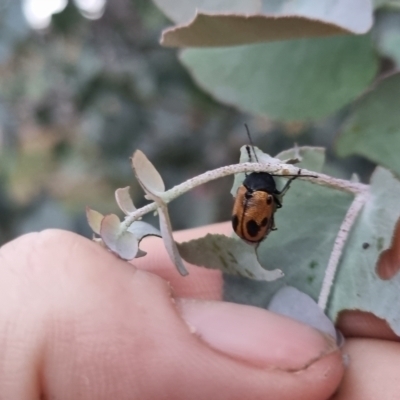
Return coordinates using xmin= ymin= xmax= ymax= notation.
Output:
xmin=177 ymin=299 xmax=337 ymax=370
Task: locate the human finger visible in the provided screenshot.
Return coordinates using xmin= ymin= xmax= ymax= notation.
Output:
xmin=332 ymin=338 xmax=400 ymax=399
xmin=0 ymin=230 xmax=343 ymax=400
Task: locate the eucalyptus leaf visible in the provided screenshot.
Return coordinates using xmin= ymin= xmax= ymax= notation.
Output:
xmin=86 ymin=207 xmax=104 ymax=235
xmin=115 ymin=231 xmax=140 ymax=261
xmin=127 ymin=220 xmax=161 ymax=240
xmin=115 ymin=187 xmax=136 ymax=215
xmin=374 ymin=11 xmax=400 ymax=66
xmin=177 ymin=233 xmax=283 ymax=281
xmin=374 ymin=0 xmax=400 ymax=9
xmin=268 ymin=286 xmax=336 ymax=339
xmin=180 ymin=35 xmax=377 ymax=121
xmin=336 ymin=72 xmax=400 ymax=176
xmin=158 ymin=205 xmax=189 ymax=276
xmin=261 ymin=0 xmax=373 ymax=34
xmin=100 ymin=214 xmax=140 ymax=260
xmin=131 ymin=150 xmax=165 ymax=196
xmin=152 ymin=0 xmax=260 ymax=24
xmin=329 ymin=167 xmax=400 ymax=335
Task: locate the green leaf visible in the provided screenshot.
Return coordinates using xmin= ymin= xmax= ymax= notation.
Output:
xmin=374 ymin=11 xmax=400 ymax=66
xmin=177 ymin=234 xmax=283 ymax=281
xmin=152 ymin=0 xmax=260 ymax=24
xmin=180 ymin=34 xmax=378 ymax=121
xmin=327 ymin=168 xmax=400 ymax=334
xmin=275 ymin=146 xmax=326 ymax=170
xmin=336 ymin=72 xmax=400 ymax=176
xmin=269 ymin=286 xmax=336 ymax=339
xmin=374 ymin=0 xmax=400 ymax=9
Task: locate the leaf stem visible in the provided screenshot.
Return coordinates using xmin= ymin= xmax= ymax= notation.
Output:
xmin=121 ymin=161 xmax=368 ymax=230
xmin=318 ymin=193 xmax=369 ymax=310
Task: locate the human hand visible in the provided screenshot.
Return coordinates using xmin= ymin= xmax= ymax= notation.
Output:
xmin=0 ymin=223 xmax=396 ymax=399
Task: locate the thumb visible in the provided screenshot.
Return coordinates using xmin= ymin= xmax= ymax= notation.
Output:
xmin=0 ymin=230 xmax=343 ymax=400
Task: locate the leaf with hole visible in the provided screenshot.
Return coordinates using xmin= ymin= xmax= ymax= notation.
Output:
xmin=329 ymin=168 xmax=400 ymax=335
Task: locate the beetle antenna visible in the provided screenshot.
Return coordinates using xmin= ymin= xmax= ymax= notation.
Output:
xmin=270 ymin=173 xmax=318 ymax=178
xmin=244 ymin=123 xmax=259 ymax=163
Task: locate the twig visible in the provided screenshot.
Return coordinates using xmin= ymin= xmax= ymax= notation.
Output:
xmin=318 ymin=193 xmax=369 ymax=310
xmin=121 ymin=161 xmax=368 ymax=230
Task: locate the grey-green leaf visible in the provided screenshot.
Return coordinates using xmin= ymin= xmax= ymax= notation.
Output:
xmin=158 ymin=205 xmax=189 ymax=276
xmin=329 ymin=167 xmax=400 ymax=335
xmin=152 ymin=0 xmax=260 ymax=24
xmin=115 ymin=187 xmax=136 ymax=215
xmin=180 ymin=34 xmax=378 ymax=121
xmin=261 ymin=0 xmax=373 ymax=34
xmin=100 ymin=214 xmax=140 ymax=260
xmin=374 ymin=11 xmax=400 ymax=66
xmin=127 ymin=221 xmax=161 ymax=240
xmin=131 ymin=150 xmax=165 ymax=197
xmin=336 ymin=72 xmax=400 ymax=176
xmin=268 ymin=286 xmax=337 ymax=339
xmin=86 ymin=207 xmax=104 ymax=235
xmin=177 ymin=233 xmax=284 ymax=281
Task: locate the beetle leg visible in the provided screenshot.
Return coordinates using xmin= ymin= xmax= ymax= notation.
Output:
xmin=275 ymin=169 xmax=302 ymax=197
xmin=273 ymin=195 xmax=283 ymax=208
xmin=271 ymin=215 xmax=277 ymax=231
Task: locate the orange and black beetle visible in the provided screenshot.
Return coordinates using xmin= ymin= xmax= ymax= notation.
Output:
xmin=232 ymin=125 xmax=315 ymax=244
xmin=232 ymin=164 xmax=299 ymax=244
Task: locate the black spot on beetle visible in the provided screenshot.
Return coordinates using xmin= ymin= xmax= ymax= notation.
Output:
xmin=246 ymin=220 xmax=260 ymax=237
xmin=362 ymin=242 xmax=370 ymax=249
xmin=232 ymin=215 xmax=239 ymax=232
xmin=266 ymin=196 xmax=272 ymax=205
xmin=245 ymin=191 xmax=253 ymax=200
xmin=261 ymin=217 xmax=268 ymax=227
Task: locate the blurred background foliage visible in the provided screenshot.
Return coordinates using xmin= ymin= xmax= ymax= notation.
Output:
xmin=1 ymin=0 xmax=400 ymax=245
